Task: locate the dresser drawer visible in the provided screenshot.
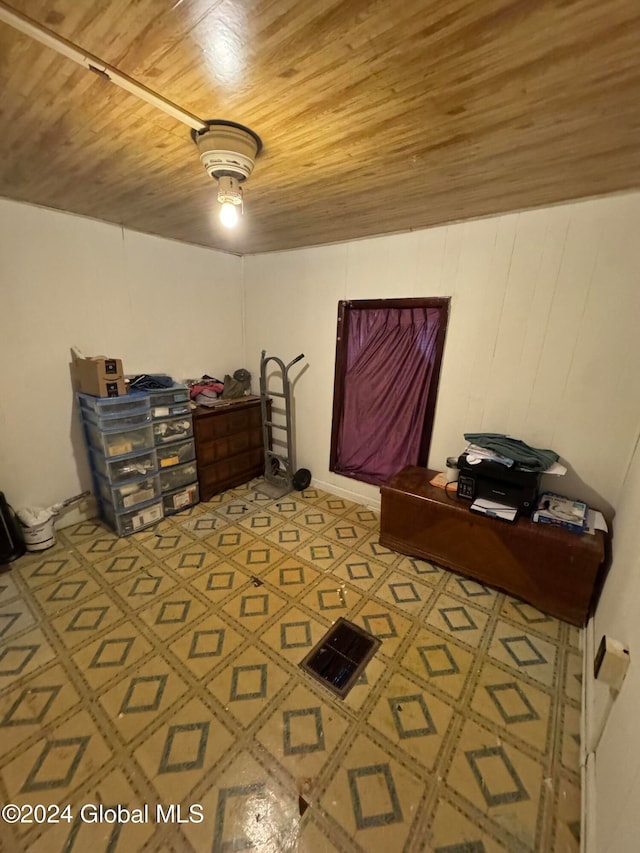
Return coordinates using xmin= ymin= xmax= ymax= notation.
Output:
xmin=199 ymin=448 xmax=264 ymax=495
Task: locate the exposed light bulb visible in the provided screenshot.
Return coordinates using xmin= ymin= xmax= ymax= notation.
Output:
xmin=220 ymin=201 xmax=239 ymax=228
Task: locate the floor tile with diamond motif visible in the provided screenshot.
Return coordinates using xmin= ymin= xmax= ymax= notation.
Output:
xmin=179 ymin=511 xmax=229 ymax=538
xmin=31 ymin=570 xmax=102 ymax=615
xmin=375 ymin=570 xmax=434 ymax=616
xmin=0 ymin=574 xmax=26 ymax=605
xmin=259 ymin=606 xmax=329 ymax=666
xmin=263 ymin=558 xmax=322 ymax=597
xmin=26 ymin=766 xmax=154 ymax=853
xmin=300 ymin=579 xmax=362 ymax=617
xmin=560 ymin=703 xmax=581 ymax=775
xmin=321 ymin=732 xmax=425 ymax=849
xmin=170 ymin=613 xmax=245 ymax=680
xmin=138 ymin=592 xmax=208 ymax=640
xmin=353 ymin=600 xmax=413 ymax=659
xmin=563 ymin=650 xmax=582 ymax=705
xmin=552 ymin=773 xmax=581 ymax=853
xmin=290 ymin=508 xmax=337 ymax=532
xmin=488 ymin=621 xmax=558 ymax=688
xmin=359 ymin=533 xmax=401 ymax=566
xmin=99 ymin=655 xmax=190 ymax=742
xmin=294 ymin=537 xmax=347 ymax=569
xmin=0 ymin=600 xmax=37 ymax=641
xmin=204 ymin=525 xmax=259 ymax=555
xmin=331 ymin=554 xmax=389 ymax=591
xmin=230 ymin=542 xmax=288 ymax=574
xmin=500 ymin=596 xmax=561 ymax=641
xmin=368 ymin=671 xmax=454 ymax=770
xmin=269 ymin=497 xmax=303 ymax=517
xmin=343 ymin=654 xmax=387 ymax=712
xmin=426 ymin=593 xmax=489 ymax=647
xmin=0 ymin=627 xmax=56 ymax=690
xmin=163 ymin=544 xmax=220 ymax=575
xmin=447 ymin=719 xmax=544 ymax=847
xmin=181 ymin=749 xmax=301 ymax=853
xmin=71 ymin=623 xmax=153 ymax=689
xmin=190 ymin=562 xmax=249 ymax=603
xmin=1 ymin=708 xmax=111 ymax=811
xmin=470 ymin=661 xmax=552 ymax=754
xmin=135 ymin=696 xmax=234 ymax=802
xmin=256 ymin=683 xmax=350 ymax=786
xmin=428 ymin=798 xmax=514 ymax=852
xmin=223 ymin=586 xmax=288 ymax=629
xmin=445 ymin=574 xmax=501 ymax=611
xmin=393 ymin=554 xmax=445 ymax=585
xmin=343 ymin=505 xmax=380 ymax=529
xmin=73 ymin=533 xmax=130 ymax=562
xmin=237 ymin=509 xmax=284 ymax=534
xmin=213 ymin=498 xmax=256 ymax=522
xmin=0 ymin=664 xmax=81 ymax=757
xmin=138 ymin=528 xmax=195 ymax=557
xmin=112 ymin=567 xmax=179 ymax=610
xmin=263 ymin=522 xmax=315 ymax=552
xmin=314 ymin=495 xmax=358 ymax=516
xmin=92 ymin=545 xmax=155 ymax=584
xmin=400 ymin=626 xmax=475 ymax=700
xmin=49 ymin=592 xmax=125 ymax=649
xmin=58 ymin=519 xmax=109 ymax=545
xmin=321 ymin=519 xmax=370 ymax=547
xmin=207 ymin=646 xmax=290 ymax=727
xmin=17 ymin=552 xmax=86 ymax=593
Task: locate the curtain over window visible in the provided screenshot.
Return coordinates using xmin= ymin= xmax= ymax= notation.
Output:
xmin=331 ymin=301 xmax=448 ymax=486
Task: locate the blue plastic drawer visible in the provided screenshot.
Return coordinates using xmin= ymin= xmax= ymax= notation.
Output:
xmin=83 ymin=407 xmax=151 ymax=432
xmin=90 ymin=448 xmax=158 ymax=484
xmin=100 ymin=497 xmax=163 ymax=536
xmin=156 ymin=439 xmax=195 ymax=469
xmin=96 ymin=472 xmax=161 ymax=513
xmin=162 ymin=482 xmax=199 ymax=515
xmin=78 ymin=391 xmax=149 ymax=418
xmin=152 ymin=415 xmax=193 ymax=445
xmin=148 ymin=384 xmax=190 ymax=407
xmin=159 ymin=461 xmax=198 ymax=494
xmin=150 ymin=399 xmax=191 ymax=419
xmin=85 ymin=422 xmax=154 ymax=458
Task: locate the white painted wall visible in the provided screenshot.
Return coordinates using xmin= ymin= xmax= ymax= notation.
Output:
xmin=243 ymin=192 xmax=640 ymax=513
xmin=585 ymin=432 xmax=640 ymax=853
xmin=0 ymin=199 xmax=243 ymax=516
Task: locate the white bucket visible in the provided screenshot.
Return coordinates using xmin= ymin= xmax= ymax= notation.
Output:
xmin=21 ymin=515 xmax=57 ymax=551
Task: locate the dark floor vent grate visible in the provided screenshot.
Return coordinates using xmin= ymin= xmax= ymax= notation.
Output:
xmin=299 ymin=617 xmax=381 ymax=699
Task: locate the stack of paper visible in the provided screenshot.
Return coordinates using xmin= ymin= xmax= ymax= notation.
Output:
xmin=470 ymin=498 xmax=518 ymax=522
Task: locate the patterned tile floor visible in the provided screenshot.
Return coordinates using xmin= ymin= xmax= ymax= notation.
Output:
xmin=0 ymin=481 xmax=582 ymax=852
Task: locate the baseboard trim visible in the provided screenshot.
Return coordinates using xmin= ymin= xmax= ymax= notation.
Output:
xmin=310 ymin=476 xmax=381 ymax=511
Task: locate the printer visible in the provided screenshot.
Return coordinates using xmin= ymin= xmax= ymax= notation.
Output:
xmin=456 ymin=452 xmax=540 ymax=512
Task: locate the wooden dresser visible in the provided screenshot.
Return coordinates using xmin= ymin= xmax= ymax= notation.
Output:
xmin=380 ymin=466 xmax=607 ymax=627
xmin=192 ymin=396 xmax=267 ymax=500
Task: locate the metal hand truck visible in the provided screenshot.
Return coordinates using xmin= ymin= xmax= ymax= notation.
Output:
xmin=258 ymin=350 xmax=311 ymax=498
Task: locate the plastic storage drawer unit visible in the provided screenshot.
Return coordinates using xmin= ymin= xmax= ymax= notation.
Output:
xmin=101 ymin=497 xmax=163 ymax=536
xmin=78 ymin=391 xmax=150 ymax=419
xmin=90 ymin=448 xmax=158 ymax=484
xmin=149 ymin=385 xmax=190 ymax=407
xmin=83 ymin=408 xmax=151 ymax=432
xmin=96 ymin=473 xmax=161 ymax=513
xmin=85 ymin=422 xmax=154 ymax=458
xmin=152 ymin=416 xmax=193 ymax=445
xmin=156 ymin=439 xmax=195 ymax=469
xmin=163 ymin=483 xmax=199 ymax=515
xmin=159 ymin=462 xmax=198 ymax=493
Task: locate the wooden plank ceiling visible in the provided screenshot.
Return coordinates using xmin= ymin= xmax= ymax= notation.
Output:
xmin=0 ymin=0 xmax=639 ymax=255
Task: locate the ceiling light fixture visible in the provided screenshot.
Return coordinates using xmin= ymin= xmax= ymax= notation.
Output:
xmin=191 ymin=121 xmax=262 ymax=229
xmin=0 ymin=4 xmax=263 ymax=231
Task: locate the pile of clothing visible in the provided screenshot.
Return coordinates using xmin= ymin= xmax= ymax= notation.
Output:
xmin=188 ymin=370 xmax=252 ymax=407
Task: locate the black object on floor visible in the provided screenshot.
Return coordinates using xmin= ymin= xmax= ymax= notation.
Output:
xmin=299 ymin=617 xmax=381 ymax=699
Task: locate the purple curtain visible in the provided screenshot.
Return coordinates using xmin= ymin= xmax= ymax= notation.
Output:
xmin=335 ymin=306 xmax=442 ymax=485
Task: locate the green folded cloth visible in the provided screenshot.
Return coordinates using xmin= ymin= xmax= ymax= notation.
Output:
xmin=464 ymin=433 xmax=559 ymax=472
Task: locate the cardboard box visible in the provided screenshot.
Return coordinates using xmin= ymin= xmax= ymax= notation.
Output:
xmin=71 ymin=350 xmax=126 ymax=398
